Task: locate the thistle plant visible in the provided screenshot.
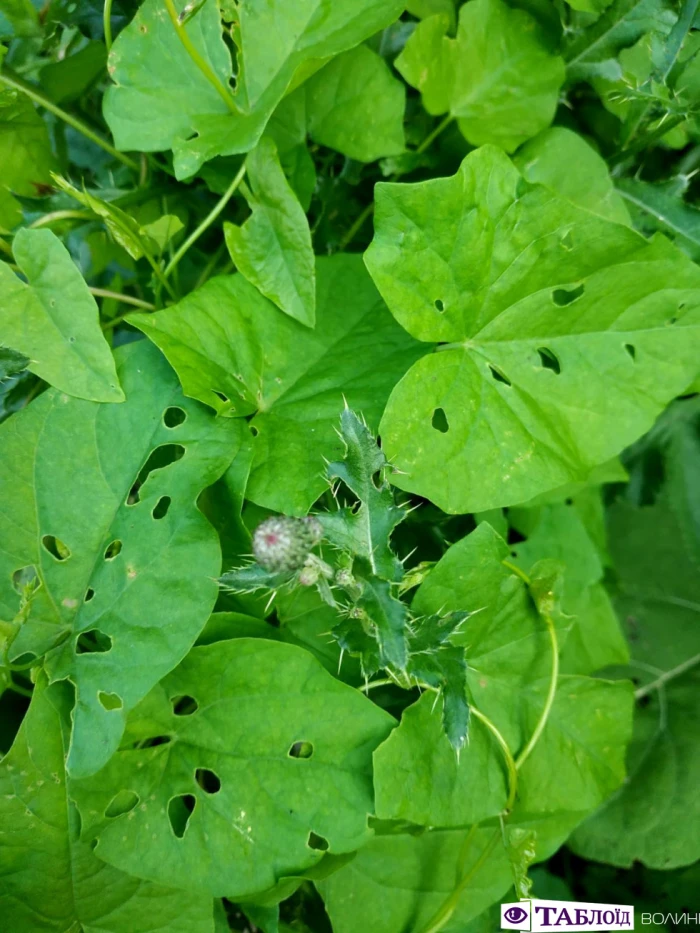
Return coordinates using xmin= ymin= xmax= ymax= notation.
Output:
xmin=220 ymin=408 xmax=472 ymax=751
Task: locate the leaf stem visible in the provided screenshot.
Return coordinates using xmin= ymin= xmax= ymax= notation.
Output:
xmin=163 ymin=161 xmax=246 ymax=280
xmin=338 ymin=202 xmax=374 ymax=251
xmin=163 ymin=0 xmax=238 ymax=113
xmin=635 ymin=651 xmax=700 ymax=700
xmin=28 ymin=210 xmax=94 ymax=228
xmin=90 ymin=288 xmax=156 ymax=310
xmin=104 ymin=0 xmax=114 ymax=50
xmin=0 ymin=70 xmax=139 ymax=172
xmin=416 ymin=114 xmax=455 ymax=154
xmin=470 ymin=707 xmax=518 ymax=812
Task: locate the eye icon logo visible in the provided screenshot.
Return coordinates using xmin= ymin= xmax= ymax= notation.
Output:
xmin=501 ymin=901 xmax=532 ymax=930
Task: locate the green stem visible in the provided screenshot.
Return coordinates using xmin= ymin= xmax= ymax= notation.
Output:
xmin=514 ymin=607 xmax=559 ymax=770
xmin=416 ymin=114 xmax=455 ymax=154
xmin=635 ymin=651 xmax=700 ymax=700
xmin=338 ymin=202 xmax=374 ymax=251
xmin=193 ymin=239 xmax=227 ymax=289
xmin=28 ymin=210 xmax=93 ymax=228
xmin=104 ymin=0 xmax=114 ymax=50
xmin=7 ymin=678 xmax=33 ymax=698
xmin=360 ymin=676 xmax=396 ymax=692
xmin=90 ymin=288 xmax=156 ymax=310
xmin=420 ymin=830 xmax=501 ymax=933
xmin=163 ymin=0 xmax=237 ymax=113
xmin=470 ymin=707 xmax=518 ymax=812
xmin=0 ymin=71 xmax=139 ymax=172
xmin=163 ymin=161 xmax=246 ymax=280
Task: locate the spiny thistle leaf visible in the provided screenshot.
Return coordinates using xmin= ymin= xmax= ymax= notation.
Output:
xmin=219 ymin=563 xmax=294 ymax=594
xmin=318 ymin=408 xmax=405 ymax=581
xmin=357 ymin=577 xmax=408 ymax=670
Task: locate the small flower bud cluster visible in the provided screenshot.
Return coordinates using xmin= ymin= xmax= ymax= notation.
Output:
xmin=252 ymin=516 xmax=323 ymax=572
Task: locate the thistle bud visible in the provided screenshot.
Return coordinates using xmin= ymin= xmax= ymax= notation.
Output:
xmin=252 ymin=515 xmax=323 ymax=572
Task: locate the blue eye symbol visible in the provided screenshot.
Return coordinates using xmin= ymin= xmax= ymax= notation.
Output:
xmin=504 ymin=906 xmax=528 ymax=924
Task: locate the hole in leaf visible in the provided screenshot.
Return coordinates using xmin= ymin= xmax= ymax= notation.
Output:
xmin=163 ymin=406 xmax=186 ymax=428
xmin=168 ymin=794 xmax=195 ymax=838
xmin=249 ymin=424 xmax=259 ymax=437
xmin=625 ymin=343 xmax=636 ymax=360
xmin=42 ymin=535 xmax=71 ymax=561
xmin=127 ymin=444 xmax=185 ymax=504
xmin=105 ymin=789 xmax=139 ymax=818
xmin=537 ymin=347 xmax=561 ymax=374
xmin=308 ymin=831 xmax=329 ymax=851
xmin=559 ymin=230 xmax=574 ymax=251
xmin=140 ymin=735 xmax=172 ymax=748
xmin=434 ymin=299 xmax=444 ymax=312
xmin=12 ymin=565 xmax=37 ymax=593
xmin=98 ymin=691 xmax=123 ymax=711
xmin=289 ymin=740 xmax=314 ymax=759
xmin=172 ymin=695 xmax=198 ymax=716
xmin=488 ymin=365 xmax=512 ymax=387
xmin=552 ymin=283 xmax=584 ymax=306
xmin=152 ymin=496 xmax=171 ymax=520
xmin=195 ymin=767 xmax=221 ymax=793
xmin=213 ymin=391 xmax=229 ymax=403
xmin=84 ymin=588 xmax=95 ymax=602
xmin=431 ymin=408 xmax=449 ymax=433
xmin=76 ymin=629 xmax=113 ymax=654
xmin=104 ymin=540 xmax=122 ymax=560
xmin=668 ymin=317 xmax=677 ymax=325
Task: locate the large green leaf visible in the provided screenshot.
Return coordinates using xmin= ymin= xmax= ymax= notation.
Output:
xmin=0 ymin=676 xmax=215 ymax=932
xmin=0 ymin=228 xmax=123 ymax=402
xmin=509 ymin=499 xmax=629 ymax=675
xmin=317 ymin=813 xmax=581 ymax=933
xmin=104 ymin=0 xmax=404 ymax=178
xmin=514 ymin=127 xmax=631 ymax=225
xmin=0 ymin=340 xmax=243 ymax=777
xmin=374 ymin=522 xmax=633 ymax=827
xmin=0 ymin=88 xmax=56 ymax=230
xmin=365 ymin=145 xmax=700 ymax=513
xmin=298 ymin=45 xmax=405 ymax=162
xmin=72 ymin=638 xmax=394 ymax=898
xmin=395 ymin=0 xmax=564 ymax=151
xmin=130 ymin=255 xmax=423 ymax=514
xmin=224 ymin=137 xmax=315 ymax=327
xmin=572 ymin=400 xmax=700 ymax=868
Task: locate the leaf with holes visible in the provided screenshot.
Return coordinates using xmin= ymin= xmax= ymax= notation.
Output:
xmin=365 ymin=145 xmax=700 ymax=513
xmin=71 ymin=638 xmax=394 ymax=898
xmin=224 ymin=137 xmax=315 ymax=327
xmin=128 ymin=255 xmax=424 ymax=515
xmin=0 ymin=339 xmax=244 ymax=778
xmin=0 ymin=228 xmax=123 ymax=402
xmin=0 ymin=674 xmax=216 ymax=932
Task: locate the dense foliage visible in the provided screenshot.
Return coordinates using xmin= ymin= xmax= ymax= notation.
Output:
xmin=1 ymin=0 xmax=700 ymax=930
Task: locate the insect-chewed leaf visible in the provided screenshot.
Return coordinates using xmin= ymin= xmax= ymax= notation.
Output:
xmin=319 ymin=408 xmax=405 ymax=581
xmin=71 ymin=639 xmax=395 ymax=898
xmin=0 ymin=340 xmax=244 ymax=778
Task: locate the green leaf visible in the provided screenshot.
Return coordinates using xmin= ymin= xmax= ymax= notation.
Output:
xmin=412 ymin=523 xmax=633 ymax=817
xmin=300 ymin=45 xmax=406 ymax=162
xmin=564 ymin=0 xmax=676 ymax=82
xmin=0 ymin=676 xmax=216 ymax=932
xmin=0 ymin=0 xmax=40 ymax=40
xmin=373 ymin=690 xmax=508 ymax=827
xmin=0 ymin=228 xmax=124 ymax=402
xmin=616 ymin=176 xmax=700 ymax=261
xmin=395 ymin=0 xmax=565 ymax=151
xmin=129 ymin=255 xmax=423 ymax=514
xmin=104 ymin=0 xmax=404 ymax=179
xmin=509 ymin=499 xmax=629 ymax=675
xmin=507 ymin=827 xmax=537 ymax=900
xmin=571 ymin=400 xmax=700 ymax=868
xmin=0 ymin=345 xmax=29 ymax=381
xmin=72 ymin=638 xmax=394 ymax=898
xmin=366 ymin=145 xmax=700 ymax=513
xmin=0 ymin=88 xmax=57 ymax=229
xmin=356 ymin=576 xmax=408 ymax=670
xmin=0 ymin=340 xmax=243 ymax=777
xmin=224 ymin=137 xmax=315 ymax=327
xmin=317 ymin=813 xmax=581 ymax=933
xmin=514 ymin=127 xmax=631 ymax=224
xmin=319 ymin=408 xmax=405 ymax=580
xmin=39 ymin=41 xmax=108 ymax=104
